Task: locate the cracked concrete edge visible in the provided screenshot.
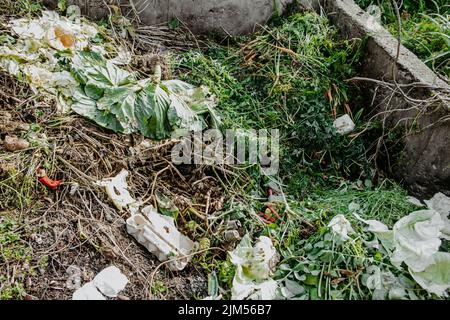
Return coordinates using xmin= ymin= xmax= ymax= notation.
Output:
xmin=317 ymin=0 xmax=450 ymax=197
xmin=43 ymin=0 xmax=296 ymax=35
xmin=321 ymin=0 xmax=449 ymax=93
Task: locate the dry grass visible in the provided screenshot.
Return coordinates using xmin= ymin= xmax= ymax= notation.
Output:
xmin=0 ymin=67 xmax=230 ymax=299
xmin=0 ymin=1 xmax=229 ymax=299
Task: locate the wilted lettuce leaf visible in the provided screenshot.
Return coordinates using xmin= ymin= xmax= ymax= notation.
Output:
xmin=71 ymin=51 xmax=220 ymax=139
xmin=357 ymin=206 xmax=449 ymax=297
xmin=391 ymin=210 xmax=444 ymax=272
xmin=72 ymin=51 xmax=133 ymax=87
xmin=71 ymin=87 xmax=123 ymax=133
xmin=410 ymin=252 xmax=450 ymax=297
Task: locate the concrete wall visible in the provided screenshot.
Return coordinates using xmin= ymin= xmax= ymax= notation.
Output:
xmin=321 ymin=0 xmax=450 ymax=197
xmin=44 ymin=0 xmax=295 ymax=35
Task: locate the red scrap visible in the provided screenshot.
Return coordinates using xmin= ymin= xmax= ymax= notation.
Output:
xmin=36 ymin=168 xmax=62 ymax=190
xmin=257 ymin=188 xmax=283 ymax=224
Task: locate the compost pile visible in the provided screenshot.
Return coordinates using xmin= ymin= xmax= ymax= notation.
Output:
xmin=0 ymin=2 xmax=449 ymax=300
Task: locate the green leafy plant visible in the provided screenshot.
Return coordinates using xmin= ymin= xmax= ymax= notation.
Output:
xmin=57 ymin=0 xmax=67 ymax=13
xmin=151 ymin=280 xmax=168 ymax=296
xmin=176 ymin=12 xmax=370 ymax=190
xmin=3 ymin=0 xmax=43 ymax=16
xmin=0 ymin=218 xmax=32 ymax=300
xmin=355 ymin=0 xmax=450 ymax=78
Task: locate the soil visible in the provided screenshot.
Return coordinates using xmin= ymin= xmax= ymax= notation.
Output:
xmin=0 ymin=69 xmax=227 ymax=299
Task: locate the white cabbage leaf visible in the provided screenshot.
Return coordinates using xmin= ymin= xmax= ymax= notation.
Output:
xmin=229 ymin=234 xmax=279 ymax=300
xmin=424 ymin=193 xmax=450 ymax=240
xmin=327 ymin=214 xmax=355 ymax=241
xmin=409 ymin=252 xmax=450 ymax=297
xmin=391 ymin=210 xmax=444 ymax=272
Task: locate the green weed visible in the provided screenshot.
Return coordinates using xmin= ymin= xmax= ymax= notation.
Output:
xmin=355 ymin=0 xmax=450 ymax=78
xmin=0 ymin=0 xmax=43 ymax=17
xmin=175 ymin=12 xmax=372 ymax=189
xmin=0 ymin=217 xmax=32 ymax=300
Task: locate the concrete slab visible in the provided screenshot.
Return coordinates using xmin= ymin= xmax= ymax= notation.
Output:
xmin=320 ymin=0 xmax=450 ymax=197
xmin=44 ymin=0 xmax=295 ymax=35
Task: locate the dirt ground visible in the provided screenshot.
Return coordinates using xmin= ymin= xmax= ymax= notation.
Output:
xmin=0 ymin=0 xmax=241 ymax=299
xmin=0 ymin=66 xmax=231 ymax=299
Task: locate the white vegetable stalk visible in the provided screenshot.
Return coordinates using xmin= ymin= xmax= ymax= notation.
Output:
xmin=154 ymin=64 xmax=162 ymax=84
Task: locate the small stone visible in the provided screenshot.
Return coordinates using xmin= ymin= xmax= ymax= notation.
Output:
xmin=24 ymin=294 xmax=39 ymax=300
xmin=224 ymin=230 xmax=241 ymax=242
xmin=66 ymin=265 xmax=82 ymax=290
xmin=333 ymin=114 xmax=355 ymax=135
xmin=3 ymin=135 xmax=30 ymax=151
